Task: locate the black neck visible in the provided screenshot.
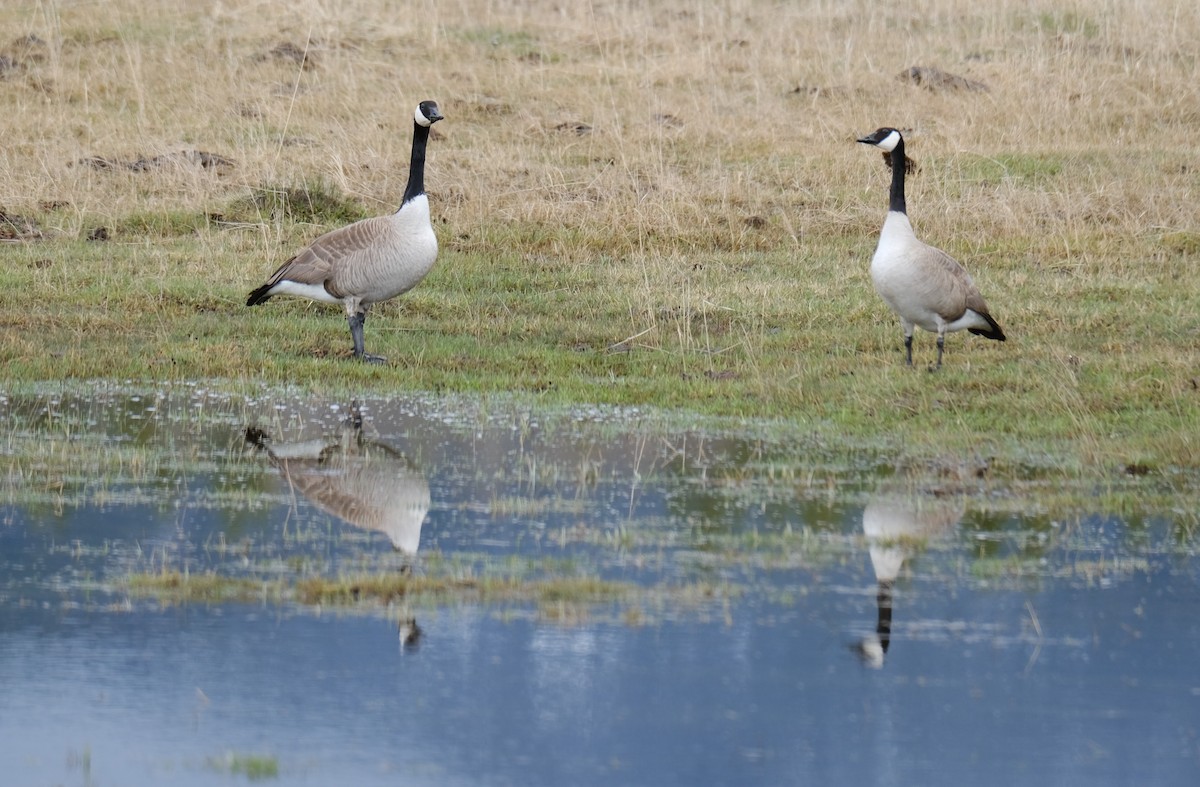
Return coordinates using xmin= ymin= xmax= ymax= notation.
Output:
xmin=876 ymin=580 xmax=894 ymax=654
xmin=889 ymin=138 xmax=907 ymax=215
xmin=400 ymin=121 xmax=432 ymax=207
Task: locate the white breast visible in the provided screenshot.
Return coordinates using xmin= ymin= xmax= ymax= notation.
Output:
xmin=379 ymin=195 xmax=439 ymax=297
xmin=337 ymin=195 xmax=439 ymax=305
xmin=869 ymin=212 xmax=940 ymax=329
xmin=869 ymin=211 xmax=917 ymax=281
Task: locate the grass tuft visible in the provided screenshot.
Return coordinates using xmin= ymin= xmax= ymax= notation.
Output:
xmin=218 ymin=181 xmax=369 ymax=227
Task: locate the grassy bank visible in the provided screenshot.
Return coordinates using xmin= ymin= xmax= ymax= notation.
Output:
xmin=0 ymin=0 xmax=1196 ymax=478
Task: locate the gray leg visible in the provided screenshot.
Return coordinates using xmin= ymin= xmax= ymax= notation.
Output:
xmin=347 ymin=313 xmax=387 ymax=364
xmin=935 ymin=334 xmax=945 ymax=369
xmin=348 ymin=313 xmax=366 ymax=357
xmin=899 ymin=319 xmax=915 ymax=366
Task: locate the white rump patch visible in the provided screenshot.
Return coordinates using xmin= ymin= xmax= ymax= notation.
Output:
xmin=268 ymin=280 xmax=342 ymax=305
xmin=946 ymin=309 xmax=994 ymax=334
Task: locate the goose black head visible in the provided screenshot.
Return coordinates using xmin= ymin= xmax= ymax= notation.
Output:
xmin=858 ymin=127 xmax=918 ymax=174
xmin=415 ymin=100 xmax=445 ymax=128
xmin=857 ymin=127 xmax=903 ymax=152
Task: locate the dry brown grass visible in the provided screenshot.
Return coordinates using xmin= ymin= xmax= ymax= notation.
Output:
xmin=2 ymin=0 xmax=1197 ymax=252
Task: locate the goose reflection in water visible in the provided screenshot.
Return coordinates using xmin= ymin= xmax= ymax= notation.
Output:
xmin=399 ymin=617 xmax=422 ymax=654
xmin=244 ymin=408 xmax=431 ymax=557
xmin=856 ymin=493 xmax=962 ymax=668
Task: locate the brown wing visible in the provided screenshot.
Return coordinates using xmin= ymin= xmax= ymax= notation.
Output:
xmin=264 ymin=217 xmax=392 ymax=293
xmin=919 ymin=242 xmax=990 ymax=315
xmin=277 ymin=458 xmax=386 ymax=530
xmin=922 ymin=242 xmax=1005 ymax=338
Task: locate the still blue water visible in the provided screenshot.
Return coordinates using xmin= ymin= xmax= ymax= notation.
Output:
xmin=1 ymin=390 xmax=1196 ymax=785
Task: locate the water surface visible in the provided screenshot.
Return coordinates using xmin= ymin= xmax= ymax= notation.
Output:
xmin=1 ymin=389 xmax=1197 ymax=785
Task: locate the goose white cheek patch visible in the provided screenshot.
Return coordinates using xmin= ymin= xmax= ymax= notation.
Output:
xmin=415 ymin=106 xmax=432 ymax=127
xmin=876 ymin=130 xmax=901 ymax=152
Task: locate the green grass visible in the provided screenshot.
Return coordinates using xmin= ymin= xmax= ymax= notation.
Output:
xmin=2 ymin=228 xmax=1194 ymax=483
xmin=1031 ymin=10 xmax=1101 ymax=38
xmin=955 ymin=153 xmax=1066 ymax=185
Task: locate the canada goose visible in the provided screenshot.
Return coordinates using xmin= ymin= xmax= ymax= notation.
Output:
xmin=856 ymin=127 xmax=1005 ymax=368
xmin=855 ymin=493 xmax=962 ymax=668
xmin=244 ymin=408 xmax=431 ymax=556
xmin=247 ymin=100 xmax=445 ymax=363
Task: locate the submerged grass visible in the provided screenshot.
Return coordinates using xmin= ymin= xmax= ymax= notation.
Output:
xmin=294 ymin=572 xmax=632 ymax=607
xmin=117 ymin=502 xmax=1182 ymax=621
xmin=123 ymin=565 xmax=708 ymax=621
xmin=126 ymin=571 xmax=281 ymax=605
xmin=0 ymin=0 xmax=1197 ymax=484
xmin=208 ymin=752 xmax=280 ymax=781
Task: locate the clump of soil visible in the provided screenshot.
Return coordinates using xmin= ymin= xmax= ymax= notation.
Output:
xmin=0 ymin=34 xmax=48 ymax=77
xmin=257 ymin=41 xmax=319 ymax=70
xmin=0 ymin=209 xmax=42 ymax=240
xmin=74 ymin=150 xmax=235 ymax=172
xmin=214 ymin=182 xmax=368 ymax=226
xmin=898 ymin=66 xmax=989 ymax=92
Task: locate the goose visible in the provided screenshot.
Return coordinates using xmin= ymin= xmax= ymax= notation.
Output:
xmin=247 ymin=100 xmax=445 ymax=363
xmin=855 ymin=493 xmax=963 ymax=668
xmin=244 ymin=407 xmax=431 ymax=556
xmin=856 ymin=127 xmax=1005 ymax=368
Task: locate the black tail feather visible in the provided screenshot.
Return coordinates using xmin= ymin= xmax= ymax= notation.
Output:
xmin=968 ymin=313 xmax=1006 ymax=342
xmin=246 ymin=283 xmax=274 ymax=306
